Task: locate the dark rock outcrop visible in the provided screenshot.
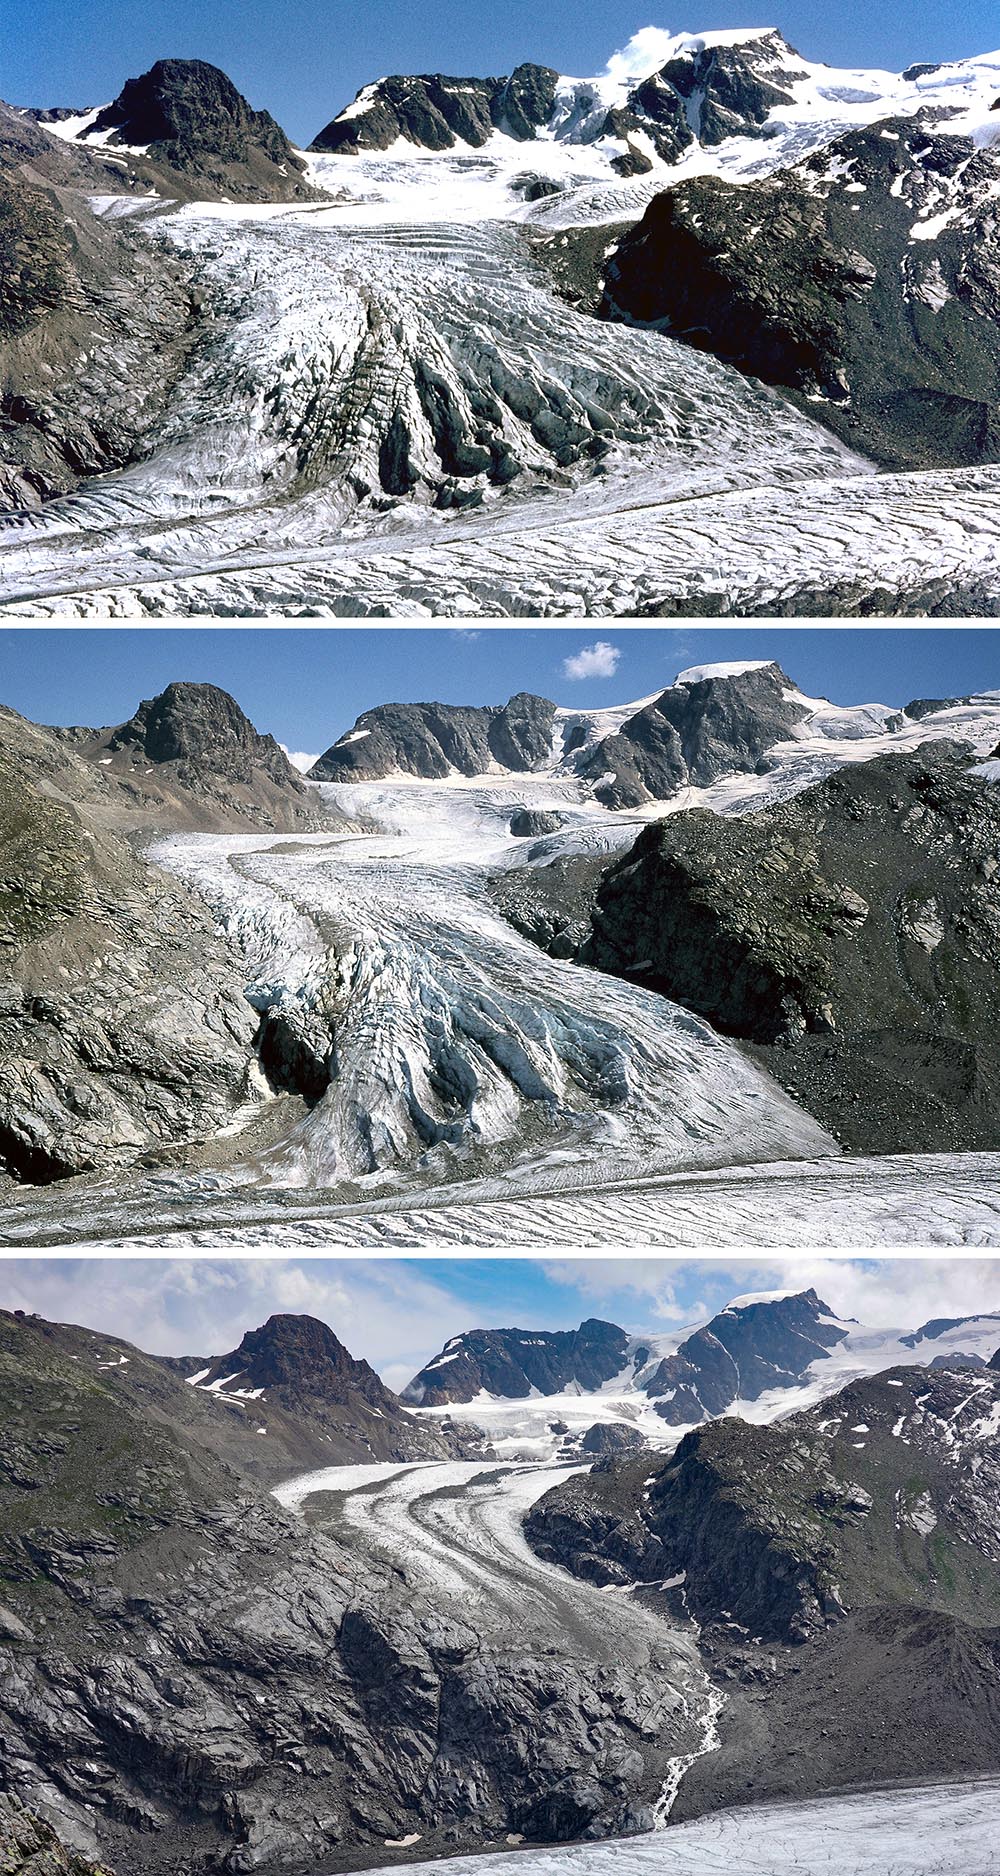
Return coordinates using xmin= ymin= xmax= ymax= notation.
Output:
xmin=580 ymin=1422 xmax=646 ymax=1455
xmin=527 ymin=1363 xmax=1000 ymax=1817
xmin=82 ymin=58 xmax=317 ymax=203
xmin=644 ymin=1289 xmax=847 ymax=1427
xmin=602 ymin=117 xmax=1000 ymax=470
xmin=488 ymin=852 xmax=610 ymax=960
xmin=577 ymin=661 xmax=809 ymax=807
xmin=509 ymin=807 xmax=564 ymax=837
xmin=404 ymin=1318 xmax=630 ymax=1404
xmin=311 ymin=692 xmax=556 ymax=781
xmin=582 ymin=739 xmax=1000 ymax=1151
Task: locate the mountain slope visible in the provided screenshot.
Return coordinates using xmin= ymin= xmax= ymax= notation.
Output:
xmin=601 ymin=117 xmax=1000 ymax=469
xmin=170 ymin=1311 xmax=455 ymax=1465
xmin=581 ymin=738 xmax=1000 ymax=1151
xmin=526 ymin=1361 xmax=1000 ymax=1817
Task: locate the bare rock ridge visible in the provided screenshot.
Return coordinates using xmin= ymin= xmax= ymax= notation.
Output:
xmin=581 ymin=738 xmax=1000 ymax=1152
xmin=166 ymin=1312 xmax=456 ymax=1464
xmin=56 ymin=59 xmax=318 ymax=204
xmin=403 ymin=1317 xmax=631 ymax=1405
xmin=600 ymin=117 xmax=1000 ymax=470
xmin=310 ymin=663 xmax=811 ymax=800
xmin=407 ymin=1293 xmax=848 ymax=1423
xmin=310 ymin=31 xmax=807 ymax=173
xmin=574 ymin=659 xmax=811 ymax=808
xmin=0 ymin=1792 xmax=111 ymax=1874
xmin=525 ymin=1362 xmax=1000 ymax=1819
xmin=310 ymin=693 xmax=557 ymax=782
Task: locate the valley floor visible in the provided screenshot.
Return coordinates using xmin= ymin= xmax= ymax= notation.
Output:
xmin=4 ymin=763 xmax=1000 ymax=1247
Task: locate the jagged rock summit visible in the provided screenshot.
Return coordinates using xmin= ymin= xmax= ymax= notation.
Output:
xmin=108 ymin=679 xmax=302 ymax=790
xmin=76 ymin=57 xmax=317 ymax=202
xmin=186 ymin=1311 xmax=404 ymax=1416
xmin=311 ymin=31 xmax=820 ymax=173
xmin=404 ymin=1317 xmax=631 ymax=1404
xmin=310 ymin=692 xmax=558 ymax=781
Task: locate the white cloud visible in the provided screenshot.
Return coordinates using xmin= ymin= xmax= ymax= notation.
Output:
xmin=562 ymin=640 xmax=621 ymax=681
xmin=542 ymin=1257 xmax=1000 ymax=1334
xmin=602 ymin=28 xmax=679 ymax=86
xmin=0 ymin=1259 xmax=476 ymax=1392
xmin=280 ymin=746 xmax=321 ymax=773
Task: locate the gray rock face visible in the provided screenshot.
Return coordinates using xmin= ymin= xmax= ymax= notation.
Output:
xmin=311 ymin=693 xmax=556 ymax=781
xmin=404 ymin=1318 xmax=630 ymax=1404
xmin=526 ymin=1363 xmax=1000 ymax=1818
xmin=577 ymin=661 xmax=809 ymax=808
xmin=0 ymin=1309 xmax=696 ymax=1873
xmin=83 ymin=58 xmax=317 ymax=204
xmin=311 ymin=65 xmax=559 ymax=154
xmin=643 ymin=1290 xmax=848 ymax=1427
xmin=602 ymin=117 xmax=1000 ymax=470
xmin=582 ymin=739 xmax=1000 ymax=1151
xmin=105 ymin=680 xmax=306 ymax=809
xmin=0 ymin=1793 xmax=106 ymax=1875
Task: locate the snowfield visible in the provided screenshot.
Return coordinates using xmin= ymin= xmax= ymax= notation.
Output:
xmin=5 ymin=32 xmax=1000 ymax=615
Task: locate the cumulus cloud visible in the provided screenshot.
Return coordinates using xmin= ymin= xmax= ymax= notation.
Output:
xmin=280 ymin=745 xmax=321 ymax=773
xmin=562 ymin=640 xmax=621 ymax=681
xmin=543 ymin=1257 xmax=1000 ymax=1332
xmin=602 ymin=28 xmax=679 ymax=86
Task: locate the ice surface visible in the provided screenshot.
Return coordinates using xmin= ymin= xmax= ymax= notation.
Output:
xmin=359 ymin=1776 xmax=1000 ymax=1876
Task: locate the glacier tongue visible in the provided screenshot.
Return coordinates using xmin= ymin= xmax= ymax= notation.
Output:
xmin=147 ymin=778 xmax=835 ymax=1200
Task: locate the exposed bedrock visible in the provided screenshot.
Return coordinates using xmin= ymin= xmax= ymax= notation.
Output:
xmin=581 ymin=740 xmax=1000 ymax=1151
xmin=602 ymin=118 xmax=1000 ymax=469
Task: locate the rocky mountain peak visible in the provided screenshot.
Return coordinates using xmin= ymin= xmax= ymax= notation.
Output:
xmin=88 ymin=56 xmax=297 ymax=164
xmin=643 ymin=1287 xmax=848 ymax=1425
xmin=404 ymin=1316 xmax=630 ymax=1405
xmin=108 ymin=680 xmax=304 ymax=790
xmin=80 ymin=57 xmax=318 ymax=202
xmin=208 ymin=1311 xmax=384 ymax=1398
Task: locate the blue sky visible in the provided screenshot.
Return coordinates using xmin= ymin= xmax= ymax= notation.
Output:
xmin=2 ymin=628 xmax=997 ymax=760
xmin=8 ymin=4 xmax=999 ymax=145
xmin=1 ymin=1257 xmax=998 ymax=1390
